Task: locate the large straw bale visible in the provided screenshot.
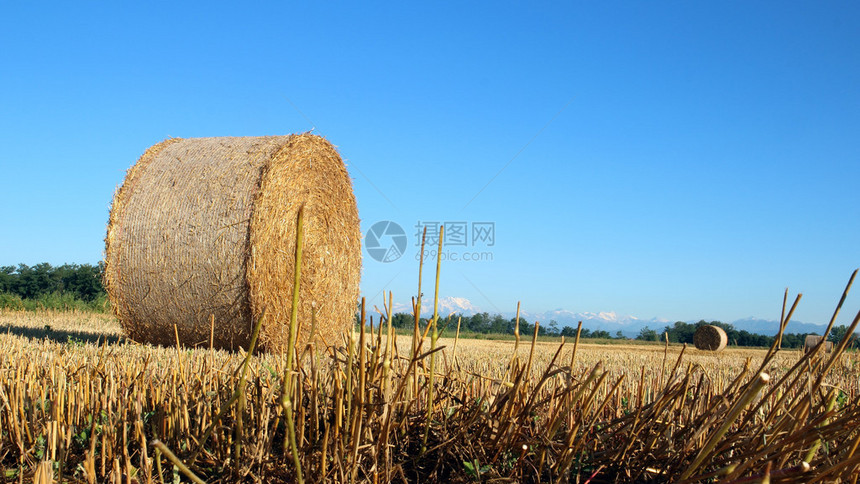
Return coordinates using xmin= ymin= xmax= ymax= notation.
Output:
xmin=803 ymin=335 xmax=833 ymax=353
xmin=104 ymin=134 xmax=361 ymax=352
xmin=693 ymin=325 xmax=728 ymax=351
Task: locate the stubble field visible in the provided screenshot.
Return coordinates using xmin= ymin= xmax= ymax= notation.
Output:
xmin=0 ymin=309 xmax=859 ymax=483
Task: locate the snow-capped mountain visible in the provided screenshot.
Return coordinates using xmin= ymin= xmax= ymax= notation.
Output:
xmin=410 ymin=298 xmax=669 ymax=335
xmin=394 ymin=296 xmax=483 ymax=317
xmin=526 ymin=309 xmax=670 ymax=326
xmin=518 ymin=309 xmax=671 ymax=337
xmin=731 ymin=317 xmax=829 ymax=336
xmin=436 ymin=296 xmax=481 ymax=315
xmin=402 ymin=297 xmax=832 ymax=338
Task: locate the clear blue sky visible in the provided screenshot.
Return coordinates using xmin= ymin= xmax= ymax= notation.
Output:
xmin=1 ymin=2 xmax=858 ymax=325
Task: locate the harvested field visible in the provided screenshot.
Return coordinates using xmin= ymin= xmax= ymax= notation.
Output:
xmin=1 ymin=306 xmax=859 ymax=483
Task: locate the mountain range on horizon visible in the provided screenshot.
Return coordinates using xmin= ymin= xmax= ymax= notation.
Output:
xmin=397 ymin=296 xmax=837 ymax=339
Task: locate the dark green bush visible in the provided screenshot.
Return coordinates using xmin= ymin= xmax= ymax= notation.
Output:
xmin=0 ymin=262 xmax=108 ymax=312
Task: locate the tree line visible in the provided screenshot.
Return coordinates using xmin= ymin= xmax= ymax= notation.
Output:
xmin=3 ymin=264 xmax=855 ymax=349
xmin=0 ymin=262 xmax=108 ymax=311
xmin=638 ymin=320 xmax=857 ymax=349
xmin=383 ymin=312 xmax=856 ymax=349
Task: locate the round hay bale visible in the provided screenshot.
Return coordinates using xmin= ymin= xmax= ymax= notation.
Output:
xmin=804 ymin=335 xmax=834 ymax=353
xmin=104 ymin=134 xmax=361 ymax=352
xmin=693 ymin=325 xmax=728 ymax=351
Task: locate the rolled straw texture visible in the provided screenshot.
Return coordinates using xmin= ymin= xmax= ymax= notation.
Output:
xmin=104 ymin=134 xmax=361 ymax=352
xmin=803 ymin=335 xmax=834 ymax=353
xmin=693 ymin=325 xmax=728 ymax=352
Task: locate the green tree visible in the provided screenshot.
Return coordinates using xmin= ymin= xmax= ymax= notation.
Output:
xmin=829 ymin=325 xmax=858 ymax=348
xmin=0 ymin=262 xmax=107 ymax=310
xmin=590 ymin=330 xmax=611 ymax=339
xmin=663 ymin=321 xmax=696 ymax=344
xmin=14 ymin=263 xmax=56 ymax=299
xmin=637 ymin=326 xmax=658 ymax=341
xmin=0 ymin=266 xmax=14 ymax=293
xmin=467 ymin=312 xmax=491 ymax=333
xmin=391 ymin=312 xmax=413 ymax=329
xmin=489 ymin=314 xmax=508 ymax=334
xmin=56 ymin=263 xmax=103 ymax=301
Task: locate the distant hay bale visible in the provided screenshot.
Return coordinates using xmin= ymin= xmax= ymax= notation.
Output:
xmin=693 ymin=325 xmax=728 ymax=351
xmin=803 ymin=335 xmax=833 ymax=353
xmin=104 ymin=134 xmax=361 ymax=352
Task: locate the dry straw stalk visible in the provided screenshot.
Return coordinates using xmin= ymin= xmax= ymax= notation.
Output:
xmin=104 ymin=134 xmax=361 ymax=352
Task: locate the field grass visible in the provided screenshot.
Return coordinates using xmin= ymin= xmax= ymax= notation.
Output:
xmin=1 ymin=304 xmax=859 ymax=483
